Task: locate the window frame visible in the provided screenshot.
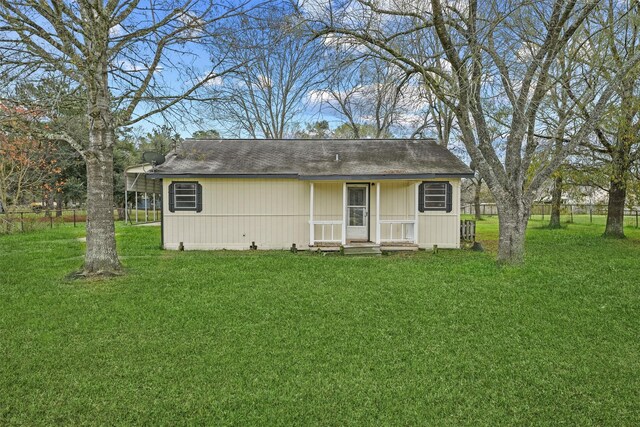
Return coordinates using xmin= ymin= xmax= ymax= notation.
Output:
xmin=423 ymin=182 xmax=447 ymax=211
xmin=169 ymin=181 xmax=202 ymax=212
xmin=419 ymin=181 xmax=453 ymax=213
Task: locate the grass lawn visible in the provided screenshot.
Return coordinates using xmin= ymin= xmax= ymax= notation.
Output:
xmin=1 ymin=218 xmax=639 ymax=425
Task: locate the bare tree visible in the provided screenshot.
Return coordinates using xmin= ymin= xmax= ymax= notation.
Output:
xmin=319 ymin=54 xmax=413 ymax=138
xmin=569 ymin=0 xmax=640 ymax=237
xmin=206 ymin=5 xmax=324 ymax=138
xmin=0 ymin=0 xmax=252 ymax=275
xmin=308 ymin=0 xmax=640 ymax=263
xmin=410 ymin=90 xmax=455 ymax=146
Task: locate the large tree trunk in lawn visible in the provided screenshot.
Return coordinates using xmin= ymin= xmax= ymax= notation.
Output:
xmin=496 ymin=200 xmax=530 ymax=264
xmin=82 ymin=57 xmax=121 ymax=275
xmin=549 ymin=175 xmax=563 ymax=229
xmin=604 ymin=179 xmax=626 ymax=238
xmin=474 ymin=179 xmax=482 ymax=220
xmin=84 ymin=143 xmax=121 ymax=274
xmin=604 ymin=79 xmax=634 ymax=239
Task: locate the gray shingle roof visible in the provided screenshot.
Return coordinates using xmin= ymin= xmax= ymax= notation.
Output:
xmin=149 ymin=138 xmax=473 ymax=179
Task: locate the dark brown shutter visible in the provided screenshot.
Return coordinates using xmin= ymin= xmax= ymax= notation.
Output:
xmin=418 ymin=182 xmax=425 ymax=212
xmin=196 ymin=183 xmax=203 ymax=213
xmin=168 ymin=182 xmax=175 ymax=212
xmin=445 ymin=182 xmax=453 ymax=213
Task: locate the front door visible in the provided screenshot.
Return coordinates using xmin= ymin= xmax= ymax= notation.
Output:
xmin=346 ymin=185 xmax=369 ymax=241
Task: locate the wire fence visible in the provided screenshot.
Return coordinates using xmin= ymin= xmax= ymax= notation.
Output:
xmin=4 ymin=203 xmax=638 ymax=235
xmin=0 ymin=208 xmax=161 ymax=235
xmin=462 ymin=203 xmax=640 ymax=228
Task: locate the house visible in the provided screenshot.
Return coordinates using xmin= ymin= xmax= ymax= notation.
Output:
xmin=146 ymin=138 xmax=473 ymax=250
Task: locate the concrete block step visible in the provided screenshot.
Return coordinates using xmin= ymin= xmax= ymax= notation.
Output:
xmin=343 ymin=246 xmax=382 ymax=255
xmin=381 ymin=245 xmax=419 ymax=252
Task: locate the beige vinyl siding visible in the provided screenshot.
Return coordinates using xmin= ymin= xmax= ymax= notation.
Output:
xmin=379 ymin=181 xmax=415 ymax=220
xmin=377 ymin=181 xmax=414 ymax=242
xmin=376 ymin=179 xmax=460 ymax=248
xmin=417 ymin=178 xmax=461 ymax=249
xmin=313 ymin=182 xmax=342 ymax=220
xmin=162 ymin=177 xmax=461 ymax=250
xmin=311 ymin=182 xmax=343 ymax=243
xmin=163 ymin=178 xmax=309 ymax=250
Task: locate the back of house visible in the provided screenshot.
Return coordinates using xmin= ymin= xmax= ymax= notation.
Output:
xmin=147 ymin=138 xmax=473 ymax=250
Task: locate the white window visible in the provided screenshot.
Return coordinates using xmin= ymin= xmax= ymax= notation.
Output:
xmin=423 ymin=182 xmax=447 ymax=210
xmin=173 ymin=182 xmax=197 ymax=210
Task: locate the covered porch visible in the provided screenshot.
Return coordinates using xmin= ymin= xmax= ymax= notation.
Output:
xmin=124 ymin=164 xmax=162 ymax=224
xmin=308 ymin=181 xmax=420 ymax=249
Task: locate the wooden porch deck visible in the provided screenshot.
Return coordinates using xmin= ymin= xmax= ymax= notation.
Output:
xmin=310 ymin=241 xmax=419 ymax=254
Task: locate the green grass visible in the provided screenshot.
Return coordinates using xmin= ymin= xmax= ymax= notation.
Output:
xmin=1 ymin=219 xmax=639 ymax=425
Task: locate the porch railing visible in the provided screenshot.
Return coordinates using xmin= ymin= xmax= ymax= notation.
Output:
xmin=379 ymin=220 xmax=416 ymax=243
xmin=310 ymin=220 xmax=343 ymax=244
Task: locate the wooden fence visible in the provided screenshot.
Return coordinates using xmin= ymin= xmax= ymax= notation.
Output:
xmin=460 ymin=220 xmax=476 ymax=242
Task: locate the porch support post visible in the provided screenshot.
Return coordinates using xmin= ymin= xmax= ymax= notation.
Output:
xmin=414 ymin=182 xmax=420 ymax=244
xmin=153 ymin=193 xmax=157 ymax=221
xmin=342 ymin=182 xmax=347 ymax=245
xmin=309 ymin=182 xmax=314 ymax=246
xmin=376 ymin=182 xmax=381 ymax=244
xmin=145 ymin=192 xmax=148 ymax=222
xmin=135 ymin=191 xmax=138 ymax=223
xmin=124 ymin=186 xmax=128 ymax=224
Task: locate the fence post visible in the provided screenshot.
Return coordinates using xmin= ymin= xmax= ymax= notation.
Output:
xmin=636 ymin=210 xmax=638 ymax=228
xmin=73 ymin=209 xmax=77 ymax=227
xmin=20 ymin=212 xmax=24 ymax=232
xmin=541 ymin=204 xmax=544 ymax=221
xmin=590 ymin=206 xmax=593 ymax=224
xmin=570 ymin=205 xmax=574 ymax=223
xmin=50 ymin=215 xmax=53 ymax=229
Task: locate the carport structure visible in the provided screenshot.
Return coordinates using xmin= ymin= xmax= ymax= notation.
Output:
xmin=124 ymin=164 xmax=162 ymax=223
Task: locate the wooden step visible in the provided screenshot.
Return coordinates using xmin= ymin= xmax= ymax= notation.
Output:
xmin=381 ymin=245 xmax=419 ymax=252
xmin=343 ymin=246 xmax=382 ymax=256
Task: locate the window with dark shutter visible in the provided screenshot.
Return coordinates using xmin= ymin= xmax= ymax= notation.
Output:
xmin=169 ymin=181 xmax=201 ymax=212
xmin=168 ymin=183 xmax=175 ymax=212
xmin=419 ymin=181 xmax=453 ymax=212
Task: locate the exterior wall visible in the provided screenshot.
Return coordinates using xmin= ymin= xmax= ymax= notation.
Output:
xmin=314 ymin=182 xmax=342 ymax=221
xmin=162 ymin=177 xmax=461 ymax=250
xmin=375 ymin=179 xmax=460 ymax=248
xmin=417 ymin=178 xmax=461 ymax=249
xmin=163 ymin=178 xmax=309 ymax=250
xmin=312 ymin=182 xmax=344 ymax=243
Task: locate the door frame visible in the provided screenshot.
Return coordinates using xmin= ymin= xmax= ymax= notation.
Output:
xmin=346 ymin=183 xmax=371 ymax=242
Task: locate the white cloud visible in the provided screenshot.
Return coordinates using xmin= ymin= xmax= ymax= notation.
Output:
xmin=112 ymin=60 xmax=163 ymax=73
xmin=109 ymin=24 xmax=124 ymax=37
xmin=255 ymin=75 xmax=272 ymax=89
xmin=307 ymin=89 xmax=334 ymax=104
xmin=202 ymin=75 xmax=223 ymax=87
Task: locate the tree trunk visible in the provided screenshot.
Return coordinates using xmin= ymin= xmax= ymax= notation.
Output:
xmin=548 ymin=175 xmax=562 ymax=228
xmin=56 ymin=192 xmax=63 ymax=217
xmin=604 ymin=178 xmax=626 ymax=238
xmin=84 ymin=142 xmax=121 ymax=274
xmin=80 ymin=37 xmax=122 ymax=276
xmin=496 ymin=200 xmax=530 ymax=264
xmin=474 ymin=179 xmax=482 ymax=220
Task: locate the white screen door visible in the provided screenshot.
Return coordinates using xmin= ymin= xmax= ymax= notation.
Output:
xmin=346 ymin=185 xmax=368 ymax=241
